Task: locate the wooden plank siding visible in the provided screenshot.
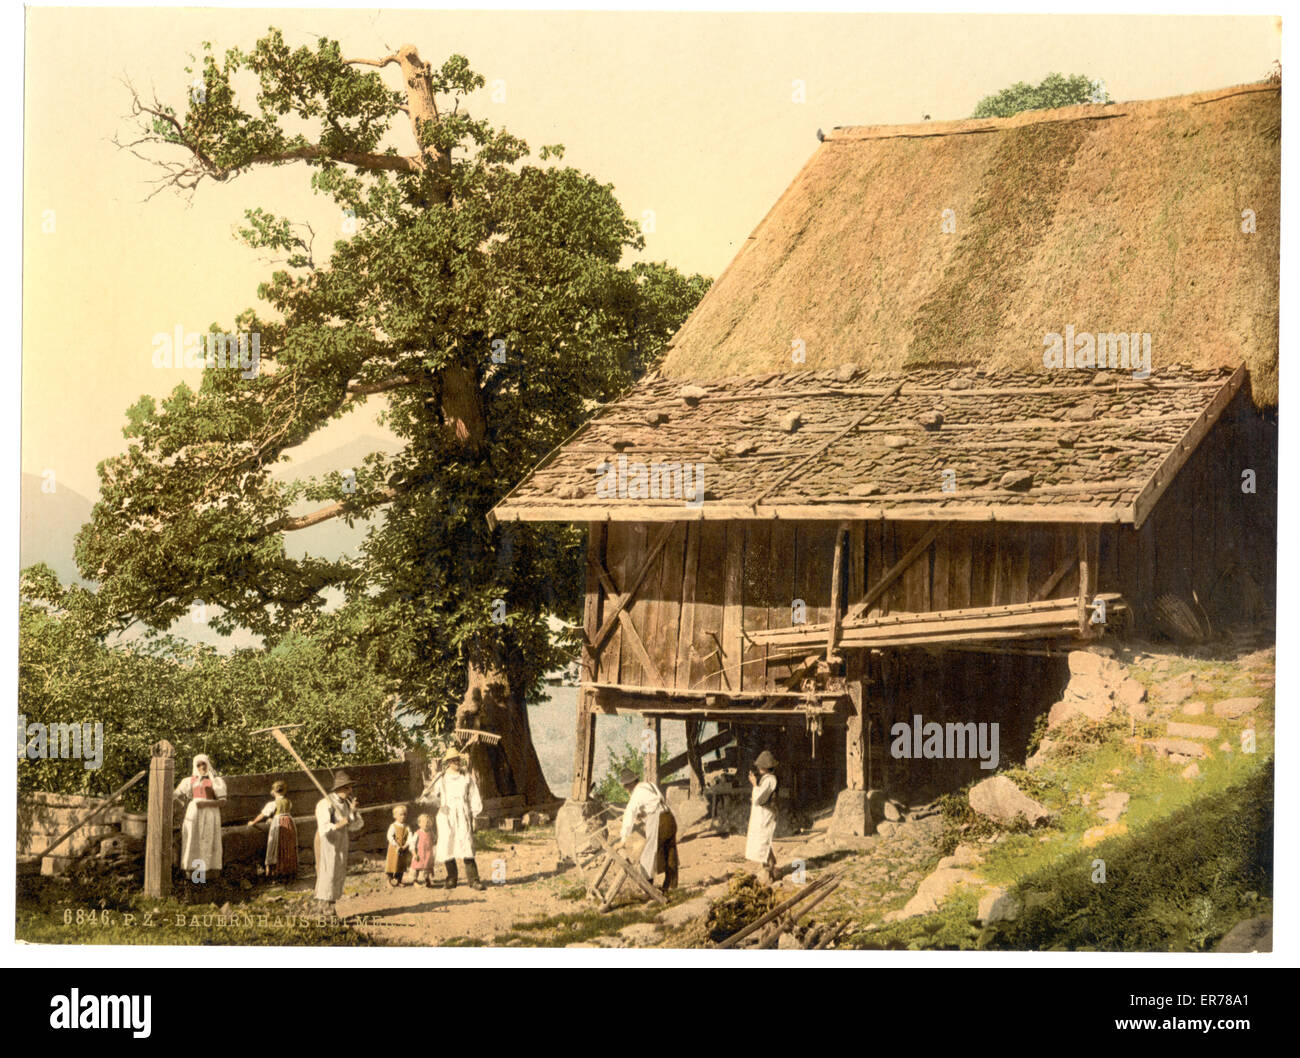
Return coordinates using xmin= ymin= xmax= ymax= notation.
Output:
xmin=579 ymin=396 xmax=1275 ymax=696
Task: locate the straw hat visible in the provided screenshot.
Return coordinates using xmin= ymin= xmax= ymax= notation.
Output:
xmin=754 ymin=750 xmax=778 ymax=770
xmin=330 ymin=770 xmax=354 ymax=792
xmin=441 ymin=747 xmax=464 ymax=763
xmin=619 ymin=768 xmax=638 ymax=787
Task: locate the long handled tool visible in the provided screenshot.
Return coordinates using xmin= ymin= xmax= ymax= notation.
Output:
xmin=250 ymin=724 xmax=336 ymax=805
xmin=41 ymin=769 xmax=149 ymax=858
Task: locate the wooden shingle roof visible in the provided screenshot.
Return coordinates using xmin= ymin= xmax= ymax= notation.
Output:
xmin=490 ymin=363 xmax=1246 ymax=528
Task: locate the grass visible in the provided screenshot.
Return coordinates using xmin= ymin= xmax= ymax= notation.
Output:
xmin=842 ymin=650 xmax=1274 ymax=951
xmin=443 ymin=901 xmax=670 ymax=948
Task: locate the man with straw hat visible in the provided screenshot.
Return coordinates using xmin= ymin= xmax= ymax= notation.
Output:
xmin=314 ymin=770 xmax=364 ymax=915
xmin=618 ymin=767 xmax=679 ymax=893
xmin=746 ymin=750 xmax=780 ymax=883
xmin=428 ymin=747 xmax=486 ymax=891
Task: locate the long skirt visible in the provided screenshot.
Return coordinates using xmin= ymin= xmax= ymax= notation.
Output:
xmin=180 ymin=801 xmax=222 ymax=871
xmin=266 ymin=815 xmax=299 ymax=878
xmin=385 ymin=845 xmax=411 ymax=877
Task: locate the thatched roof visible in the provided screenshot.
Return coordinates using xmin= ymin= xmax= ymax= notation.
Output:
xmin=490 ymin=363 xmax=1245 ymax=528
xmin=659 ymin=84 xmax=1280 ymax=405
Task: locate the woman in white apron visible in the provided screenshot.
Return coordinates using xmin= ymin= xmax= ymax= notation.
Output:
xmin=745 ymin=750 xmax=779 ymax=883
xmin=174 ymin=753 xmax=227 ymax=878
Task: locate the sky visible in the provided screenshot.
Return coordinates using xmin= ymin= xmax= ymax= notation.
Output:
xmin=22 ymin=9 xmax=1281 ymax=499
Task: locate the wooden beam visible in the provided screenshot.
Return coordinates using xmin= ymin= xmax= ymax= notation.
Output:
xmin=572 ymin=690 xmax=597 ymax=802
xmin=828 ymin=523 xmax=848 ymax=660
xmin=493 ymin=501 xmax=1132 ymax=525
xmin=721 ymin=529 xmax=744 ymax=691
xmin=587 ymin=522 xmax=677 ymax=651
xmin=644 ymin=718 xmax=661 ymax=785
xmin=581 ymin=523 xmax=607 ymax=681
xmin=144 ymin=740 xmax=175 ymax=898
xmin=846 ymin=522 xmax=950 ymax=622
xmin=1130 ymin=363 xmax=1247 ymax=528
xmin=1077 ymin=525 xmax=1090 ymax=635
xmin=587 ymin=556 xmax=665 ymax=686
xmin=1032 ymin=553 xmax=1078 ymax=602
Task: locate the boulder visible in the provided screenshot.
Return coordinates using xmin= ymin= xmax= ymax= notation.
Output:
xmin=658 ymin=895 xmax=712 ymax=930
xmin=977 ymin=887 xmax=1020 ymax=925
xmin=1096 ymin=791 xmax=1130 ymax=824
xmin=889 ymin=867 xmax=981 ymax=920
xmin=777 ymin=932 xmax=801 ymax=950
xmin=1026 ymin=738 xmax=1058 ymax=770
xmin=1214 ymin=916 xmax=1272 ymax=953
xmin=828 ymin=788 xmax=873 ymax=838
xmin=1166 ymin=722 xmax=1218 ymax=740
xmin=1180 ymin=763 xmax=1201 ymax=780
xmin=1143 ymin=737 xmax=1210 ymax=762
xmin=937 ymin=844 xmax=982 ymax=870
xmin=1183 ymin=701 xmax=1206 ymax=715
xmin=882 ymin=800 xmax=904 ymax=823
xmin=1213 ymin=697 xmax=1262 ymax=719
xmin=1156 ymin=673 xmax=1195 ymax=705
xmin=968 ymin=776 xmax=1051 ymax=827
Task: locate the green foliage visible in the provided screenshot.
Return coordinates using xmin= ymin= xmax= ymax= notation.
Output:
xmin=986 ymin=761 xmax=1274 ymax=952
xmin=78 ymin=29 xmax=710 ymax=737
xmin=972 ymin=73 xmax=1109 ymax=118
xmin=18 ymin=593 xmax=406 ymax=807
xmin=593 ymin=739 xmax=679 ymax=804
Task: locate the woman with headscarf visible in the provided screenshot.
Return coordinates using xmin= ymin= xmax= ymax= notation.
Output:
xmin=174 ymin=753 xmax=227 ymax=878
xmin=745 ymin=750 xmax=779 ymax=883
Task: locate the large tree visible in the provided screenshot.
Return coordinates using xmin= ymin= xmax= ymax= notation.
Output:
xmin=83 ymin=31 xmax=708 ymax=804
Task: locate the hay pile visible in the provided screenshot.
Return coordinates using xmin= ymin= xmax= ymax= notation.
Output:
xmin=661 ymin=84 xmax=1280 ymax=407
xmin=705 ymin=872 xmax=776 ymax=943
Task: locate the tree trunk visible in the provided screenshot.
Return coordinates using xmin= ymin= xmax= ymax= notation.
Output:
xmin=456 ymin=661 xmax=555 ymax=805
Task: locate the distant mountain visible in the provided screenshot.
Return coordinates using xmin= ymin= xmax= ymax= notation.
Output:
xmin=272 ymin=434 xmax=403 ymax=561
xmin=20 ymin=473 xmax=95 ymax=585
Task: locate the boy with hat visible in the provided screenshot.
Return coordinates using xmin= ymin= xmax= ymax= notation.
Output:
xmin=428 ymin=748 xmax=486 ymax=891
xmin=314 ymin=771 xmax=364 ymax=914
xmin=746 ymin=750 xmax=779 ymax=883
xmin=618 ymin=768 xmax=679 ymax=893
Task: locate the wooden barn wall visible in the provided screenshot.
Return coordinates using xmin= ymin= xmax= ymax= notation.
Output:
xmin=591 ymin=519 xmax=1090 ymax=695
xmin=1112 ymin=390 xmax=1277 ymax=629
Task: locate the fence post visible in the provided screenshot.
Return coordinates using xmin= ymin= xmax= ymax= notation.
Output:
xmin=144 ymin=739 xmax=174 ymax=898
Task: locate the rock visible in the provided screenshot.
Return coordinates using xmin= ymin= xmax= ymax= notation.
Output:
xmin=937 ymin=844 xmax=982 ymax=870
xmin=883 ymin=800 xmax=903 ymax=823
xmin=618 ymin=923 xmax=664 ymax=946
xmin=1214 ymin=916 xmax=1272 ymax=953
xmin=1156 ymin=673 xmax=1195 ymax=705
xmin=849 ymin=482 xmax=882 ymax=497
xmin=1180 ymin=763 xmax=1201 ymax=780
xmin=780 ymin=411 xmax=803 ymax=432
xmin=1096 ymin=791 xmax=1130 ymax=824
xmin=680 ymin=385 xmax=708 ymax=404
xmin=1166 ymin=722 xmax=1218 ymax=740
xmin=1065 ymin=402 xmax=1096 ymax=421
xmin=594 ymin=934 xmax=627 ymax=948
xmin=916 ymin=411 xmax=944 ymax=430
xmin=1144 ymin=737 xmax=1210 ymax=762
xmin=658 ymin=895 xmax=712 ymax=930
xmin=968 ymin=776 xmax=1051 ymax=827
xmin=1116 ymin=677 xmax=1148 ymax=714
xmin=1213 ymin=697 xmax=1262 ymax=719
xmin=835 ymin=363 xmax=858 ymax=381
xmin=828 ymin=788 xmax=873 ymax=838
xmin=1082 ymin=822 xmax=1128 ymax=847
xmin=999 ymin=469 xmax=1034 ymax=490
xmin=643 ymin=410 xmax=669 ymax=426
xmin=1067 ymin=650 xmax=1105 ymax=678
xmin=977 ymin=887 xmax=1020 ymax=925
xmin=883 ymin=434 xmax=912 ymax=449
xmin=1026 ymin=738 xmax=1058 ymax=770
xmin=1183 ymin=701 xmax=1206 ymax=715
xmin=777 ymin=932 xmax=801 ymax=950
xmin=891 ymin=867 xmax=981 ymax=920
xmin=875 ymin=821 xmax=899 ymax=838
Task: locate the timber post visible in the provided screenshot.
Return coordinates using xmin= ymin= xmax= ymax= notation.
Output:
xmin=571 ymin=690 xmax=597 ymax=801
xmin=685 ymin=719 xmax=705 ymax=796
xmin=144 ymin=739 xmax=174 ymax=898
xmin=644 ymin=717 xmax=661 ymax=785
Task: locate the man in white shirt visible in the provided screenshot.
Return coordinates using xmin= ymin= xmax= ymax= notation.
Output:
xmin=619 ymin=768 xmax=679 ymax=893
xmin=314 ymin=771 xmax=364 ymax=915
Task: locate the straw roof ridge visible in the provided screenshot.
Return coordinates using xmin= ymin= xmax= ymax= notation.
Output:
xmin=660 ymin=82 xmax=1279 ymax=406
